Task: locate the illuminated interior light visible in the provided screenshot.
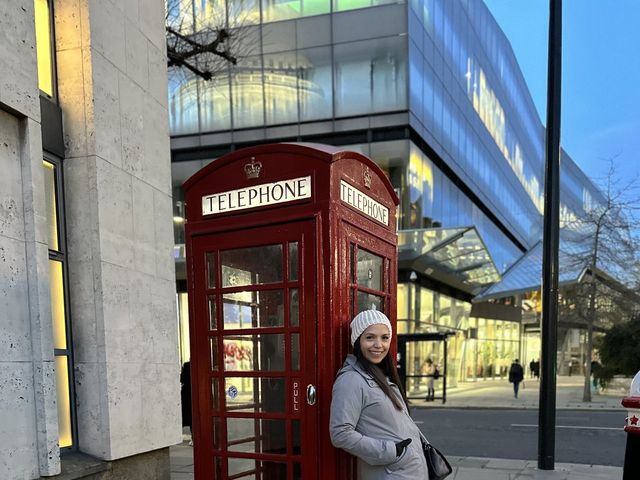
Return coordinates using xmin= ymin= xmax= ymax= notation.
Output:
xmin=34 ymin=0 xmax=53 ymax=96
xmin=43 ymin=161 xmax=59 ymax=250
xmin=49 ymin=260 xmax=67 ymax=350
xmin=54 ymin=356 xmax=73 ymax=447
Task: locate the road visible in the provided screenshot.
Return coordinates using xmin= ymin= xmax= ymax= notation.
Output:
xmin=412 ymin=408 xmax=626 ymax=466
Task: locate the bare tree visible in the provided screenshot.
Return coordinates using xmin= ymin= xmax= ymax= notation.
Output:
xmin=561 ymin=160 xmax=640 ymax=402
xmin=166 ymin=0 xmax=246 ymax=81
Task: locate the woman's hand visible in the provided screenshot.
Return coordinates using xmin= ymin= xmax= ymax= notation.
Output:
xmin=395 ymin=438 xmax=412 ymax=456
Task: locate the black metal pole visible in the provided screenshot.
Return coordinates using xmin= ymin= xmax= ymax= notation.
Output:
xmin=443 ymin=339 xmax=447 ymax=404
xmin=538 ymin=0 xmax=562 ymax=471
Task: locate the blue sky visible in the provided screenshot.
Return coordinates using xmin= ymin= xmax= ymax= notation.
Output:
xmin=484 ymin=0 xmax=640 ymax=186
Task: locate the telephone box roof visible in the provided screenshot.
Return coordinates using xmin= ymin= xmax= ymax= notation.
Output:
xmin=182 ymin=142 xmax=399 ymax=205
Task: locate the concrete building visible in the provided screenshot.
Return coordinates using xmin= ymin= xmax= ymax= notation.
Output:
xmin=0 ymin=1 xmax=180 ymax=478
xmin=168 ymin=0 xmax=625 ymax=399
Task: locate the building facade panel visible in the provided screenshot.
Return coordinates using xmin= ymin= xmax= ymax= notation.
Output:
xmin=1 ymin=0 xmax=182 ymax=477
xmin=0 ymin=2 xmax=61 ymax=476
xmin=56 ymin=0 xmax=182 ymax=461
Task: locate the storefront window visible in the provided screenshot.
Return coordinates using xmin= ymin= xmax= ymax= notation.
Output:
xmin=463 ymin=316 xmax=520 ymax=381
xmin=419 ymin=287 xmax=434 ymax=327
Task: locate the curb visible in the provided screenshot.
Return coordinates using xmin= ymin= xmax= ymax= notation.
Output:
xmin=411 ymin=404 xmax=624 ymax=412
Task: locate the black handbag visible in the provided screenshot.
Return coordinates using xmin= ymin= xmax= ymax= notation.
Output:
xmin=422 ymin=440 xmax=452 ymax=480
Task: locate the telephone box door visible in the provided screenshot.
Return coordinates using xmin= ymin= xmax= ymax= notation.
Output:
xmin=190 ymin=220 xmax=317 ymax=480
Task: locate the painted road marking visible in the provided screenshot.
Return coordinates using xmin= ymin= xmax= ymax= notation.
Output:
xmin=511 ymin=424 xmax=622 ymax=431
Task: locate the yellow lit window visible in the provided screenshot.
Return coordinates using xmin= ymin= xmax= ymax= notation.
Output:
xmin=34 ymin=0 xmax=54 ymax=96
xmin=178 ymin=293 xmax=191 ymax=364
xmin=44 ymin=158 xmax=74 ymax=448
xmin=54 ymin=356 xmax=73 ymax=448
xmin=49 ymin=260 xmax=67 ymax=349
xmin=43 ymin=161 xmax=59 ymax=250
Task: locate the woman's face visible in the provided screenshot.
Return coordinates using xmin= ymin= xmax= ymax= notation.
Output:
xmin=359 ymin=324 xmax=391 ymax=364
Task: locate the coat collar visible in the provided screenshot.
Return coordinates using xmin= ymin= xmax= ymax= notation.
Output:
xmin=342 ymin=354 xmax=392 ymax=388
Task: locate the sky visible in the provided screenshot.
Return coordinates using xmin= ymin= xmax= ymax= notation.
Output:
xmin=483 ymin=0 xmax=640 ymax=188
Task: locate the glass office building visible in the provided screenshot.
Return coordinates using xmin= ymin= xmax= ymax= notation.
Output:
xmin=169 ymin=0 xmax=607 ymax=389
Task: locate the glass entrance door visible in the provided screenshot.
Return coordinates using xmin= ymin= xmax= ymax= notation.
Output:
xmin=192 ymin=221 xmax=316 ymax=480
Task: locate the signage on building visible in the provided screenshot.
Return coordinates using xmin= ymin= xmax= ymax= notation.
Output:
xmin=340 ymin=180 xmax=389 ymax=226
xmin=202 ymin=176 xmax=311 ymax=216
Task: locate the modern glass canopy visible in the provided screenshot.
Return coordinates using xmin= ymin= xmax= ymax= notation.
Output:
xmin=397 ymin=227 xmax=501 ymax=294
xmin=473 ymin=234 xmax=630 ymax=302
xmin=473 ymin=241 xmax=583 ymax=302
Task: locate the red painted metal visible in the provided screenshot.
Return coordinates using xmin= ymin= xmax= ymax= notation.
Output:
xmin=184 ymin=143 xmax=399 ymax=479
xmin=622 ymin=397 xmax=640 ymax=434
xmin=622 ymin=397 xmax=640 ymax=410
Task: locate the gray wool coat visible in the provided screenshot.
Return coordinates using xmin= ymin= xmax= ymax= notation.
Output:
xmin=329 ymin=355 xmax=429 ymax=480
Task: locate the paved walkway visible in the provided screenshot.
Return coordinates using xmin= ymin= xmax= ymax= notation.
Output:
xmin=410 ymin=375 xmax=625 ymax=410
xmin=170 ymin=376 xmax=628 ymax=479
xmin=170 ymin=444 xmax=623 ymax=479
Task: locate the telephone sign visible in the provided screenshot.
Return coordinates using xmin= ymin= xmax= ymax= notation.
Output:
xmin=202 ymin=176 xmax=311 ymax=216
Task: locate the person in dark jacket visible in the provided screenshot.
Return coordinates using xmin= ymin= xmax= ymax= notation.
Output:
xmin=180 ymin=361 xmax=193 ymax=445
xmin=330 ymin=309 xmax=430 ymax=479
xmin=508 ymin=359 xmax=524 ymax=398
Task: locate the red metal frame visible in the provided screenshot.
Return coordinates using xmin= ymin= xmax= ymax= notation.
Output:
xmin=190 ymin=221 xmax=317 ymax=479
xmin=183 ymin=144 xmax=398 ymax=479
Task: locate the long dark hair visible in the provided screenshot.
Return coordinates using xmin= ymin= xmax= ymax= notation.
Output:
xmin=353 ymin=338 xmax=409 ymax=411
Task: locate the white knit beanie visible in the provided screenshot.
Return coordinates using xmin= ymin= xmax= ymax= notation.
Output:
xmin=350 ymin=309 xmax=392 ymax=346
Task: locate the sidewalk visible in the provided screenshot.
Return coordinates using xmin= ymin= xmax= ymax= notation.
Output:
xmin=170 ymin=443 xmax=623 ymax=479
xmin=170 ymin=376 xmax=627 ymax=479
xmin=411 ymin=375 xmax=625 ymax=410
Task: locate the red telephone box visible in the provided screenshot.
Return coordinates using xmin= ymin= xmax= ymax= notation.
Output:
xmin=183 ymin=143 xmax=398 ymax=479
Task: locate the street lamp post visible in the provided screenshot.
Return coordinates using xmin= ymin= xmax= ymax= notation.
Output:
xmin=538 ymin=0 xmax=562 ymax=471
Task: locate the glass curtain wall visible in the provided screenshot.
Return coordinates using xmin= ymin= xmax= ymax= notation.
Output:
xmin=407 ymin=0 xmax=542 ymax=248
xmin=168 ymin=1 xmax=407 ymax=135
xmin=398 ymin=283 xmax=520 ymax=385
xmin=404 ymin=141 xmax=522 ymax=272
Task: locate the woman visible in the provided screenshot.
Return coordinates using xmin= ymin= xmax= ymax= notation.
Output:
xmin=422 ymin=359 xmax=435 ymax=402
xmin=330 ymin=309 xmax=429 ymax=479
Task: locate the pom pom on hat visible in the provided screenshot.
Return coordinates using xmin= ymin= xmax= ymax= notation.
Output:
xmin=350 ymin=309 xmax=392 ymax=346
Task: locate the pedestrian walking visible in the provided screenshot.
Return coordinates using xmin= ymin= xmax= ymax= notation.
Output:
xmin=508 ymin=359 xmax=524 ymax=399
xmin=422 ymin=358 xmax=436 ymax=402
xmin=330 ymin=309 xmax=430 ymax=479
xmin=529 ymin=359 xmax=536 ymax=378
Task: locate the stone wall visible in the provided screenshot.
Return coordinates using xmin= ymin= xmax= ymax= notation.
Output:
xmin=0 ymin=1 xmax=60 ymax=477
xmin=55 ymin=0 xmax=181 ymax=461
xmin=0 ymin=0 xmax=180 ymax=477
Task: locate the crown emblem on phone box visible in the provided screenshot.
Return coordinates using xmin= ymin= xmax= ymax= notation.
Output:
xmin=244 ymin=158 xmax=262 ymax=179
